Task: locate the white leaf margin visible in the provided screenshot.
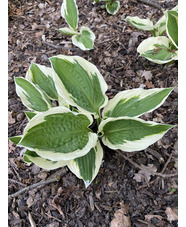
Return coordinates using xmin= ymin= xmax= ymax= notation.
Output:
xmin=24 ymin=150 xmax=67 ymax=170
xmin=106 ymin=1 xmax=120 ymax=15
xmin=102 ymin=87 xmax=173 ymax=118
xmin=58 ymin=27 xmax=79 ymax=36
xmin=165 ymin=10 xmax=178 ymax=48
xmin=14 ymin=77 xmax=52 ymax=112
xmin=137 ymin=36 xmax=178 ymax=64
xmin=99 ymin=116 xmax=174 ymax=152
xmin=18 ymin=106 xmax=98 ymax=161
xmin=125 ymin=16 xmax=154 ymax=31
xmin=72 ymin=26 xmax=96 ymax=51
xmin=50 ymin=55 xmax=108 ymax=117
xmin=26 ymin=63 xmax=59 ymax=98
xmin=61 ymin=0 xmax=79 ymax=31
xmin=67 ymin=141 xmax=103 ymax=187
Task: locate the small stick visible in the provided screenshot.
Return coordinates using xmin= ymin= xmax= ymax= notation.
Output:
xmin=161 ymin=153 xmax=172 ymax=174
xmin=137 ymin=0 xmax=162 ymax=10
xmin=117 ymin=150 xmax=177 ymax=178
xmin=42 ymin=41 xmax=77 ymax=51
xmin=50 ymin=199 xmax=65 ymax=220
xmin=8 ymin=176 xmax=60 ymax=199
xmin=28 ymin=212 xmax=36 ymax=227
xmin=8 ymin=178 xmax=26 ymax=187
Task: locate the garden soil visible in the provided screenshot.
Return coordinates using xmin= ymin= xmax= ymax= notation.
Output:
xmin=8 ymin=0 xmax=178 ymax=226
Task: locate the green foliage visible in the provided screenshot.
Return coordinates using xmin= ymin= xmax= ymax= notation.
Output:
xmin=11 ymin=55 xmax=174 ymax=187
xmin=93 ymin=0 xmax=120 ymax=15
xmin=59 ymin=0 xmax=95 ymax=50
xmin=125 ymin=5 xmax=178 ymax=64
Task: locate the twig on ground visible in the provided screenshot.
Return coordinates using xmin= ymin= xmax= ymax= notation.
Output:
xmin=50 ymin=199 xmax=65 ymax=220
xmin=161 ymin=153 xmax=172 ymax=174
xmin=137 ymin=0 xmax=162 ymax=10
xmin=9 ymin=167 xmax=68 ymax=199
xmin=28 ymin=212 xmax=36 ymax=227
xmin=8 ymin=178 xmax=26 ymax=187
xmin=117 ymin=150 xmax=177 ymax=179
xmin=8 ymin=176 xmax=60 ymax=199
xmin=42 ymin=41 xmax=78 ymax=51
xmin=45 ymin=212 xmax=63 ymax=223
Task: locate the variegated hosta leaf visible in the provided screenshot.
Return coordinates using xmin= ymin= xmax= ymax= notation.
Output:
xmin=152 ymin=4 xmax=178 ymax=37
xmin=23 ymin=150 xmax=67 ymax=170
xmin=72 ymin=26 xmax=95 ymax=50
xmin=58 ymin=27 xmax=79 ymax=36
xmin=125 ymin=16 xmax=154 ymax=31
xmin=61 ymin=0 xmax=78 ymax=31
xmin=165 ymin=10 xmax=178 ymax=48
xmin=68 ymin=141 xmax=103 ymax=187
xmin=24 ymin=111 xmax=37 ymax=120
xmin=102 ymin=87 xmax=173 ymax=118
xmin=50 ymin=55 xmax=108 ymax=117
xmin=99 ymin=117 xmax=173 ymax=152
xmin=137 ymin=36 xmax=178 ymax=64
xmin=26 ymin=63 xmax=59 ymax=100
xmin=14 ymin=77 xmax=52 ymax=112
xmin=106 ymin=1 xmax=120 ymax=15
xmin=153 ymin=15 xmax=166 ymax=36
xmin=18 ymin=107 xmax=98 ymax=161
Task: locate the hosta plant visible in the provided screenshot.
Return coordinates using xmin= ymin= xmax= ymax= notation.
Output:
xmin=93 ymin=0 xmax=120 ymax=15
xmin=10 ymin=55 xmax=174 ymax=187
xmin=59 ymin=0 xmax=95 ymax=50
xmin=125 ymin=5 xmax=178 ymax=64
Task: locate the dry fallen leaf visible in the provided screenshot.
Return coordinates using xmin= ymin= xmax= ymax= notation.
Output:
xmin=137 ymin=70 xmax=153 ymax=81
xmin=8 ymin=111 xmax=16 ymax=124
xmin=133 ymin=164 xmax=157 ymax=183
xmin=142 ymin=71 xmax=153 ymax=81
xmin=26 ymin=195 xmax=35 ymax=208
xmin=8 ymin=140 xmax=15 ymax=153
xmin=165 ymin=207 xmax=178 ymax=223
xmin=145 ymin=81 xmax=155 ymax=88
xmin=110 ymin=201 xmax=131 ymax=227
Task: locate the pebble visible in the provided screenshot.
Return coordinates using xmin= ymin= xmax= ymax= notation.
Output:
xmin=31 ymin=164 xmax=40 ymax=175
xmin=16 ymin=112 xmax=25 ymax=121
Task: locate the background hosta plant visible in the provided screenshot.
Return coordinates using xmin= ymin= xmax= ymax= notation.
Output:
xmin=10 ymin=55 xmax=174 ymax=187
xmin=125 ymin=5 xmax=178 ymax=64
xmin=93 ymin=0 xmax=120 ymax=15
xmin=59 ymin=0 xmax=95 ymax=50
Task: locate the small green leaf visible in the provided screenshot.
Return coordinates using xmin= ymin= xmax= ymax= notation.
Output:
xmin=106 ymin=1 xmax=120 ymax=15
xmin=166 ymin=10 xmax=178 ymax=48
xmin=72 ymin=26 xmax=95 ymax=50
xmin=26 ymin=63 xmax=59 ymax=100
xmin=24 ymin=111 xmax=37 ymax=120
xmin=61 ymin=0 xmax=78 ymax=31
xmin=9 ymin=136 xmax=22 ymax=145
xmin=14 ymin=77 xmax=52 ymax=112
xmin=68 ymin=141 xmax=103 ymax=187
xmin=50 ymin=55 xmax=108 ymax=117
xmin=19 ymin=107 xmax=97 ymax=161
xmin=99 ymin=117 xmax=173 ymax=152
xmin=137 ymin=36 xmax=178 ymax=64
xmin=125 ymin=16 xmax=154 ymax=31
xmin=102 ymin=88 xmax=173 ymax=118
xmin=23 ymin=150 xmax=67 ymax=170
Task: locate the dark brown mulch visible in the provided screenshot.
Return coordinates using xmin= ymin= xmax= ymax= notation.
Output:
xmin=8 ymin=0 xmax=178 ymax=226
